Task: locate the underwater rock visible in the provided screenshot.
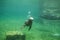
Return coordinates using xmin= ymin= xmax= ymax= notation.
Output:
xmin=49 ymin=33 xmax=60 ymax=39
xmin=6 ymin=31 xmax=25 ymax=40
xmin=52 ymin=33 xmax=60 ymax=37
xmin=40 ymin=14 xmax=60 ymax=20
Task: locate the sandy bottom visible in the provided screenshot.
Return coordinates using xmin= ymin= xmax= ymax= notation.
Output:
xmin=0 ymin=19 xmax=60 ymax=40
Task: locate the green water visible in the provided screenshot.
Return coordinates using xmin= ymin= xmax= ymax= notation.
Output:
xmin=0 ymin=0 xmax=60 ymax=40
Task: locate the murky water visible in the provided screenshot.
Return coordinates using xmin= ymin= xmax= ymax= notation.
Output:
xmin=0 ymin=0 xmax=60 ymax=40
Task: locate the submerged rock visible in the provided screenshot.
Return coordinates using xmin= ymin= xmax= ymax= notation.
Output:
xmin=40 ymin=14 xmax=60 ymax=20
xmin=6 ymin=31 xmax=25 ymax=40
xmin=52 ymin=33 xmax=60 ymax=37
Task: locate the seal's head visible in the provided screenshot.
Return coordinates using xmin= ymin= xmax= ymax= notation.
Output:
xmin=29 ymin=16 xmax=34 ymax=21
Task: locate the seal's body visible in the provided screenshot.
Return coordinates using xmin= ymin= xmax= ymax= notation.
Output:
xmin=23 ymin=16 xmax=34 ymax=31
